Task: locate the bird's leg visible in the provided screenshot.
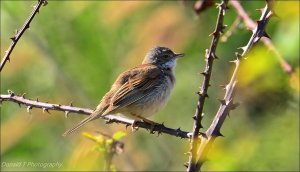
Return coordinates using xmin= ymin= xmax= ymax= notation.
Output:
xmin=131 ymin=120 xmax=139 ymax=132
xmin=136 ymin=116 xmax=158 ymax=133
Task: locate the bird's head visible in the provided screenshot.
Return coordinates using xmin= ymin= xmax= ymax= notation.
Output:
xmin=142 ymin=46 xmax=184 ymax=69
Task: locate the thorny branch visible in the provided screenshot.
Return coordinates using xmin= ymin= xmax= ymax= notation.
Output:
xmin=187 ymin=1 xmax=229 ymax=171
xmin=0 ymin=0 xmax=47 ymax=72
xmin=194 ymin=3 xmax=273 ymax=171
xmin=0 ymin=91 xmax=192 ymax=139
xmin=229 ymin=1 xmax=294 ymax=75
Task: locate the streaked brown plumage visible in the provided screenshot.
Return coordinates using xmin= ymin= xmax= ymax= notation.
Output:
xmin=63 ymin=46 xmax=183 ymax=136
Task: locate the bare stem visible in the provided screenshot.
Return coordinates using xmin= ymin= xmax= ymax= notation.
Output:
xmin=187 ymin=1 xmax=229 ymax=171
xmin=230 ymin=1 xmax=294 ymax=75
xmin=194 ymin=3 xmax=273 ymax=171
xmin=0 ymin=0 xmax=47 ymax=72
xmin=0 ymin=91 xmax=191 ymax=139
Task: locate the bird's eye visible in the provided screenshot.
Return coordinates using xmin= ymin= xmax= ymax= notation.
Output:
xmin=163 ymin=55 xmax=168 ymax=58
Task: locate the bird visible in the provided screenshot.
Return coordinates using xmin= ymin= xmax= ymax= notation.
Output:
xmin=63 ymin=46 xmax=184 ymax=136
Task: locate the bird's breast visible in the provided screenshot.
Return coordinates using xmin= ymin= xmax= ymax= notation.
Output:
xmin=126 ymin=72 xmax=175 ymax=118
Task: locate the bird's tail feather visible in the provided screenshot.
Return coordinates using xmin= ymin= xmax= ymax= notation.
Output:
xmin=62 ymin=110 xmax=102 ymax=137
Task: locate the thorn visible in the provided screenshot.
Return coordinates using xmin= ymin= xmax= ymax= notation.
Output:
xmin=43 ymin=0 xmax=48 ymax=6
xmin=8 ymin=90 xmax=15 ymax=96
xmin=21 ymin=93 xmax=26 ymax=98
xmin=262 ymin=31 xmax=271 ymax=39
xmin=212 ymin=53 xmax=218 ymax=59
xmin=192 ymin=115 xmax=197 ymax=120
xmin=125 ymin=124 xmax=130 ymax=129
xmin=199 ymin=132 xmax=207 ymax=139
xmin=65 ymin=111 xmax=69 ymax=118
xmin=36 ymin=97 xmax=39 ymax=102
xmin=235 ymin=52 xmax=242 ymax=59
xmin=42 ymin=107 xmax=50 ymax=114
xmin=270 ymin=11 xmax=279 ymax=18
xmin=176 ymin=128 xmax=182 ymax=134
xmin=200 ymin=71 xmax=208 ymax=76
xmin=15 ymin=29 xmax=19 ymax=35
xmin=25 ymin=24 xmax=30 ymax=29
xmin=105 ymin=119 xmax=113 ymax=124
xmin=256 ymin=20 xmax=264 ymax=29
xmin=209 ymin=31 xmax=217 ymax=37
xmin=213 ymin=130 xmax=224 ymax=137
xmin=217 ymin=99 xmax=226 ymax=105
xmin=10 ymin=36 xmax=16 ymax=41
xmin=256 ymin=8 xmax=264 ymax=13
xmin=219 ymin=85 xmax=226 ymax=89
xmin=69 ymin=101 xmax=73 ymax=107
xmin=231 ymin=102 xmax=240 ymax=110
xmin=27 ymin=106 xmax=32 ymax=113
xmin=238 ymin=46 xmax=247 ymax=52
xmin=157 ymin=129 xmax=162 ymax=136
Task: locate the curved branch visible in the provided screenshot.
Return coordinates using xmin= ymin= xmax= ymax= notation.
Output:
xmin=0 ymin=0 xmax=47 ymax=72
xmin=194 ymin=3 xmax=273 ymax=170
xmin=187 ymin=1 xmax=229 ymax=171
xmin=0 ymin=91 xmax=191 ymax=139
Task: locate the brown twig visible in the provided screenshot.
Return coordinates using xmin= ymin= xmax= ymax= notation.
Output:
xmin=230 ymin=0 xmax=293 ymax=75
xmin=0 ymin=0 xmax=47 ymax=72
xmin=0 ymin=90 xmax=192 ymax=139
xmin=221 ymin=16 xmax=241 ymax=42
xmin=187 ymin=1 xmax=229 ymax=171
xmin=194 ymin=3 xmax=273 ymax=171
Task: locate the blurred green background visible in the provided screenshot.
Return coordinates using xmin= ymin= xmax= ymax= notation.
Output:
xmin=1 ymin=1 xmax=299 ymax=171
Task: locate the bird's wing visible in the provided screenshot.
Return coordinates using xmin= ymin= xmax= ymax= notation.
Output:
xmin=107 ymin=64 xmax=162 ymax=113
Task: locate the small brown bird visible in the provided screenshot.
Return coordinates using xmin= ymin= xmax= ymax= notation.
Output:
xmin=63 ymin=46 xmax=184 ymax=136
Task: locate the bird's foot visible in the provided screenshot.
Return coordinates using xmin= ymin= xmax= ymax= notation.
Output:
xmin=131 ymin=120 xmax=139 ymax=132
xmin=137 ymin=116 xmax=159 ymax=134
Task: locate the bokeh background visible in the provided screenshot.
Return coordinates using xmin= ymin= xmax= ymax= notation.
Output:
xmin=1 ymin=1 xmax=299 ymax=171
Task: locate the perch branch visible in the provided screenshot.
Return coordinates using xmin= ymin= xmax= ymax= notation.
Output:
xmin=0 ymin=0 xmax=47 ymax=72
xmin=230 ymin=0 xmax=294 ymax=75
xmin=0 ymin=91 xmax=191 ymax=139
xmin=187 ymin=1 xmax=229 ymax=171
xmin=194 ymin=3 xmax=273 ymax=170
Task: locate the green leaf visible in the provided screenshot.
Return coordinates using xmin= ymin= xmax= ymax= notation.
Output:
xmin=112 ymin=131 xmax=126 ymax=140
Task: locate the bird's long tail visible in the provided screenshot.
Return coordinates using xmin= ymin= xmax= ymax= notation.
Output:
xmin=62 ymin=109 xmax=102 ymax=137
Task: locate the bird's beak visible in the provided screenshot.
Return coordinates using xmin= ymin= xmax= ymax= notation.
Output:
xmin=174 ymin=53 xmax=184 ymax=58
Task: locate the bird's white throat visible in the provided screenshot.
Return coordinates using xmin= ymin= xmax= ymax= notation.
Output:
xmin=161 ymin=59 xmax=176 ymax=69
